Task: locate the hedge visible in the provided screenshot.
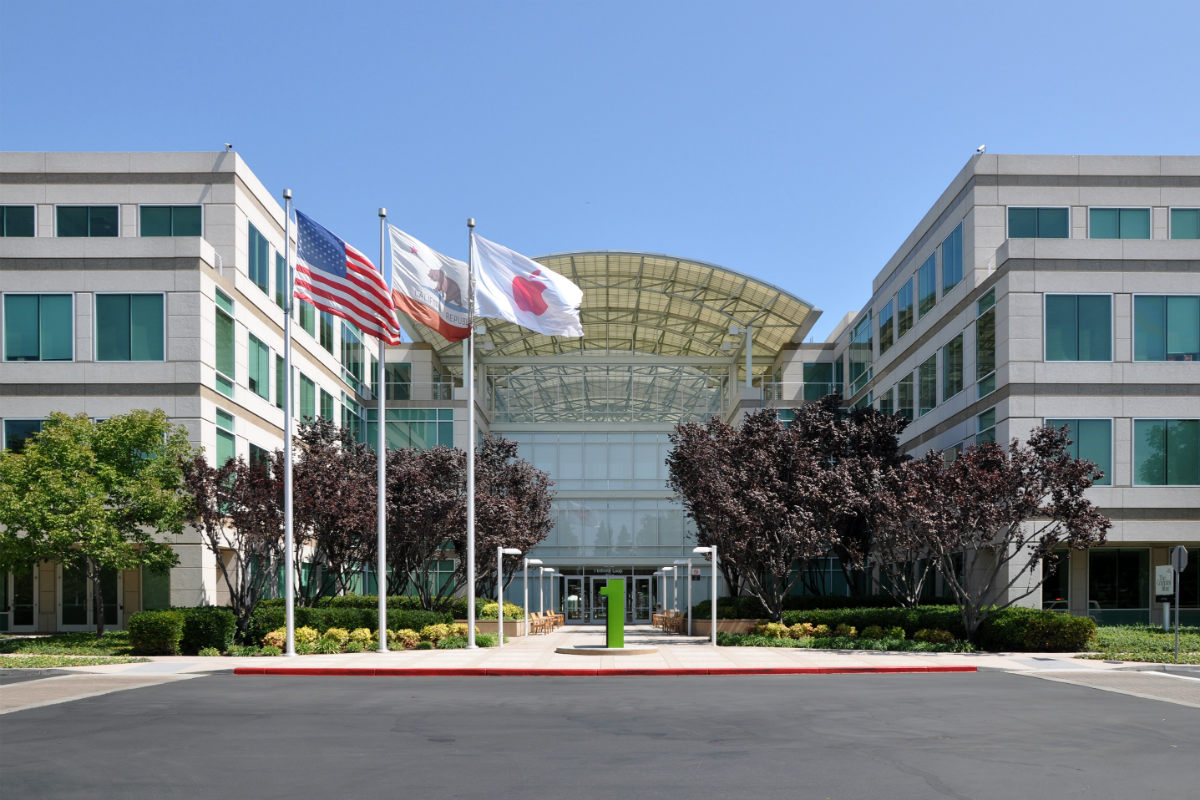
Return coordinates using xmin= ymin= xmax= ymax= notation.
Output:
xmin=180 ymin=606 xmax=236 ymax=654
xmin=258 ymin=595 xmax=481 ymax=617
xmin=128 ymin=610 xmax=185 ymax=655
xmin=693 ymin=595 xmax=901 ymax=620
xmin=246 ymin=606 xmax=452 ymax=644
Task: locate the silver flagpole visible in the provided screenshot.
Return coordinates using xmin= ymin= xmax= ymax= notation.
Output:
xmin=465 ymin=218 xmax=477 ymax=649
xmin=282 ymin=189 xmax=296 ymax=658
xmin=376 ymin=207 xmax=389 ymax=652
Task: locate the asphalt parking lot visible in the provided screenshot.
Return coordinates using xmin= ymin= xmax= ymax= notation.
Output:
xmin=2 ymin=671 xmax=1198 ymax=799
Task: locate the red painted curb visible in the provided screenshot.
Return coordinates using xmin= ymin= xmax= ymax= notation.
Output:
xmin=233 ymin=666 xmax=976 ymax=677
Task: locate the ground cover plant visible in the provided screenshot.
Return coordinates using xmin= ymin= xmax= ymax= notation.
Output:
xmin=0 ymin=631 xmax=134 ymax=656
xmin=0 ymin=655 xmax=148 ymax=668
xmin=1081 ymin=624 xmax=1200 ymax=664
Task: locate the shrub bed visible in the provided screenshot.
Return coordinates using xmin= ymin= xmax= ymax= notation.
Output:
xmin=693 ymin=595 xmax=901 ymax=620
xmin=180 ymin=606 xmax=236 ymax=654
xmin=246 ymin=606 xmax=451 ymax=644
xmin=716 ymin=632 xmax=972 ymax=652
xmin=780 ymin=606 xmax=966 ymax=639
xmin=128 ymin=610 xmax=185 ymax=655
xmin=975 ymin=607 xmax=1096 ymax=652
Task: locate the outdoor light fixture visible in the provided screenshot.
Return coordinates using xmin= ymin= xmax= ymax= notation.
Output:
xmin=674 ymin=558 xmax=693 ymax=636
xmin=496 ymin=547 xmax=522 ymax=648
xmin=694 ymin=546 xmax=718 ymax=646
xmin=523 ymin=557 xmax=542 ymax=637
xmin=539 ymin=567 xmax=555 ymax=614
xmin=662 ymin=566 xmax=677 ymax=613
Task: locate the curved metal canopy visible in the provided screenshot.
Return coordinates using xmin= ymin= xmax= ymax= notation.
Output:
xmin=406 ymin=251 xmax=820 ymax=368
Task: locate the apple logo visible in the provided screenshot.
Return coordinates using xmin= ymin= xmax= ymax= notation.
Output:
xmin=512 ymin=270 xmax=549 ymax=315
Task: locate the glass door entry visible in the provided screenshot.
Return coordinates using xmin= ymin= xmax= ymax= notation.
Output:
xmin=560 ymin=575 xmax=654 ymax=625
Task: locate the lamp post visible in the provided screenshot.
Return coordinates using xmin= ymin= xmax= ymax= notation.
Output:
xmin=539 ymin=567 xmax=555 ymax=614
xmin=694 ymin=545 xmax=718 ymax=646
xmin=662 ymin=566 xmax=677 ymax=616
xmin=674 ymin=558 xmax=692 ymax=636
xmin=523 ymin=557 xmax=542 ymax=639
xmin=497 ymin=547 xmax=522 ymax=647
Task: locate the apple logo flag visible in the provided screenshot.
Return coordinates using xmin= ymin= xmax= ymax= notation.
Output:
xmin=473 ymin=233 xmax=584 ymax=338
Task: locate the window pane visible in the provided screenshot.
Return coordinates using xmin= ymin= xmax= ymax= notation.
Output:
xmin=140 ymin=206 xmax=172 ymax=236
xmin=216 ymin=429 xmax=236 ymax=466
xmin=1167 ymin=420 xmax=1199 ymax=486
xmin=95 ymin=294 xmax=131 ymax=361
xmin=1090 ymin=208 xmax=1120 ymax=239
xmin=4 ymin=295 xmax=39 ymax=360
xmin=976 ymin=306 xmax=995 ymax=394
xmin=919 ymin=355 xmax=936 ymax=415
xmin=942 ymin=334 xmax=963 ymax=400
xmin=39 ymin=294 xmax=73 ymax=361
xmin=4 ymin=419 xmax=43 ymax=453
xmin=941 ymin=223 xmax=962 ymax=292
xmin=57 ymin=206 xmax=88 ymax=237
xmin=1077 ymin=419 xmax=1112 ymax=486
xmin=2 ymin=206 xmax=35 ymax=237
xmin=274 ymin=252 xmax=286 ymax=309
xmin=215 ymin=309 xmax=235 ymax=378
xmin=878 ymin=300 xmax=893 ymax=354
xmin=1045 ymin=295 xmax=1078 ymax=361
xmin=130 ymin=295 xmax=164 ymax=360
xmin=1171 ymin=208 xmax=1200 ymax=239
xmin=1120 ymin=208 xmax=1150 ymax=239
xmin=1134 ymin=420 xmax=1166 ymax=485
xmin=918 ymin=254 xmax=936 ymax=316
xmin=1038 ymin=208 xmax=1069 ymax=238
xmin=897 ymin=375 xmax=913 ymax=421
xmin=89 ymin=206 xmax=118 ymax=237
xmin=1134 ymin=295 xmax=1167 ymax=361
xmin=896 ymin=279 xmax=913 ymax=337
xmin=1166 ymin=296 xmax=1200 ymax=360
xmin=1008 ymin=208 xmax=1037 ymax=238
xmin=142 ymin=567 xmax=171 ymax=611
xmin=1077 ymin=295 xmax=1111 ymax=360
xmin=173 ymin=206 xmax=201 ymax=236
xmin=275 ymin=355 xmax=286 ymax=409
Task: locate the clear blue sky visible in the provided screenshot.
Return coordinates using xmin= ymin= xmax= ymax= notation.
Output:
xmin=3 ymin=0 xmax=1198 ymax=341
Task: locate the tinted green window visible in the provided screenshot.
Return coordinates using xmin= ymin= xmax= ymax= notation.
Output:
xmin=300 ymin=375 xmax=316 ymax=419
xmin=918 ymin=355 xmax=936 ymax=415
xmin=917 ymin=253 xmax=936 ymax=316
xmin=248 ymin=223 xmax=270 ymax=292
xmin=215 ymin=429 xmax=236 ymax=466
xmin=386 ymin=362 xmax=412 ymax=400
xmin=275 ymin=355 xmax=286 ymax=409
xmin=57 ymin=205 xmax=118 ymax=237
xmin=140 ymin=205 xmax=201 ymax=236
xmin=299 ymin=301 xmax=315 ymax=336
xmin=848 ymin=312 xmax=872 ymax=395
xmin=1046 ymin=419 xmax=1112 ymax=486
xmin=942 ymin=334 xmax=963 ymax=400
xmin=878 ymin=300 xmax=894 ymax=354
xmin=142 ymin=567 xmax=171 ymax=610
xmin=1009 ymin=207 xmax=1069 ymax=238
xmin=1 ymin=206 xmax=35 ymax=237
xmin=320 ymin=311 xmax=335 ymax=352
xmin=941 ymin=223 xmax=963 ymax=292
xmin=96 ymin=294 xmax=164 ymax=361
xmin=215 ymin=303 xmax=235 ymax=396
xmin=4 ymin=419 xmax=43 ymax=453
xmin=1171 ymin=208 xmax=1200 ymax=239
xmin=320 ymin=389 xmax=334 ymax=420
xmin=4 ymin=294 xmax=72 ymax=361
xmin=274 ymin=252 xmax=287 ymax=309
xmin=878 ymin=387 xmax=894 ymax=416
xmin=896 ymin=278 xmax=914 ymax=338
xmin=1045 ymin=295 xmax=1111 ymax=361
xmin=976 ymin=303 xmax=996 ymax=398
xmin=248 ymin=334 xmax=270 ymax=399
xmin=1134 ymin=419 xmax=1200 ymax=486
xmin=977 ymin=407 xmax=997 ymax=444
xmin=369 ymin=407 xmax=457 ymax=450
xmin=1134 ymin=295 xmax=1200 ymax=361
xmin=897 ymin=375 xmax=914 ymax=422
xmin=341 ymin=323 xmax=364 ymax=389
xmin=1090 ymin=208 xmax=1150 ymax=239
xmin=1089 ymin=549 xmax=1149 ymax=622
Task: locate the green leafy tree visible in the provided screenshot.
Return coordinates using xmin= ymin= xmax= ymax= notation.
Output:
xmin=0 ymin=410 xmax=194 ymax=635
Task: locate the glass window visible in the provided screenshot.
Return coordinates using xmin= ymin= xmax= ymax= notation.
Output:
xmin=1089 ymin=208 xmax=1150 ymax=239
xmin=918 ymin=355 xmax=936 ymax=416
xmin=248 ymin=223 xmax=270 ymax=293
xmin=878 ymin=299 xmax=894 ymax=355
xmin=848 ymin=312 xmax=873 ymax=395
xmin=215 ymin=292 xmax=235 ymax=398
xmin=1171 ymin=208 xmax=1200 ymax=239
xmin=942 ymin=334 xmax=963 ymax=401
xmin=941 ymin=223 xmax=963 ymax=293
xmin=0 ymin=205 xmax=35 ymax=237
xmin=1045 ymin=295 xmax=1111 ymax=361
xmin=249 ymin=443 xmax=270 ymax=465
xmin=1046 ymin=419 xmax=1112 ymax=486
xmin=1042 ymin=550 xmax=1070 ymax=608
xmin=4 ymin=294 xmax=72 ymax=361
xmin=274 ymin=252 xmax=287 ymax=309
xmin=215 ymin=409 xmax=235 ymax=466
xmin=917 ymin=253 xmax=936 ymax=317
xmin=977 ymin=407 xmax=997 ymax=444
xmin=299 ymin=375 xmax=316 ymax=420
xmin=341 ymin=323 xmax=364 ymax=391
xmin=896 ymin=278 xmax=914 ymax=339
xmin=1134 ymin=295 xmax=1200 ymax=361
xmin=1089 ymin=548 xmax=1149 ymax=624
xmin=247 ymin=334 xmax=270 ymax=399
xmin=140 ymin=205 xmax=201 ymax=237
xmin=95 ymin=294 xmax=164 ymax=361
xmin=4 ymin=419 xmax=43 ymax=453
xmin=386 ymin=363 xmax=412 ymax=400
xmin=319 ymin=311 xmax=335 ymax=353
xmin=299 ymin=301 xmax=315 ymax=336
xmin=878 ymin=386 xmax=894 ymax=416
xmin=1134 ymin=419 xmax=1200 ymax=486
xmin=1008 ymin=207 xmax=1069 ymax=238
xmin=275 ymin=354 xmax=285 ymax=410
xmin=976 ymin=290 xmax=996 ymax=398
xmin=897 ymin=374 xmax=914 ymax=422
xmin=320 ymin=389 xmax=334 ymax=421
xmin=57 ymin=206 xmax=118 ymax=237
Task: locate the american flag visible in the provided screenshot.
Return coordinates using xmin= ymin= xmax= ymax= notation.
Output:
xmin=294 ymin=211 xmax=400 ymax=345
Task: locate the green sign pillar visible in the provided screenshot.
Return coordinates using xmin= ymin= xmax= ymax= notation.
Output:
xmin=599 ymin=578 xmax=625 ymax=649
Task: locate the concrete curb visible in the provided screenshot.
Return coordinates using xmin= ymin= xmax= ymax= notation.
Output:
xmin=234 ymin=665 xmax=978 ymax=677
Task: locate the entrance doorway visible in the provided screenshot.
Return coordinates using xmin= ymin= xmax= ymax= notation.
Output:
xmin=559 ymin=573 xmax=655 ymax=625
xmin=57 ymin=562 xmax=121 ymax=631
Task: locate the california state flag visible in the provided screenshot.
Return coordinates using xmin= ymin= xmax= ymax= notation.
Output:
xmin=472 ymin=233 xmax=584 ymax=337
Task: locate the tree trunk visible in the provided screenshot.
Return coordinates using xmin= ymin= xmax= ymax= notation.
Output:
xmin=90 ymin=559 xmax=106 ymax=637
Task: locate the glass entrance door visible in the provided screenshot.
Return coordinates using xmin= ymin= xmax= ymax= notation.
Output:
xmin=589 ymin=577 xmax=607 ymax=623
xmin=564 ymin=577 xmax=585 ymax=622
xmin=629 ymin=577 xmax=651 ymax=623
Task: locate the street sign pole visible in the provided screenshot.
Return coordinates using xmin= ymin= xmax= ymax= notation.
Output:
xmin=1170 ymin=546 xmax=1189 ymax=662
